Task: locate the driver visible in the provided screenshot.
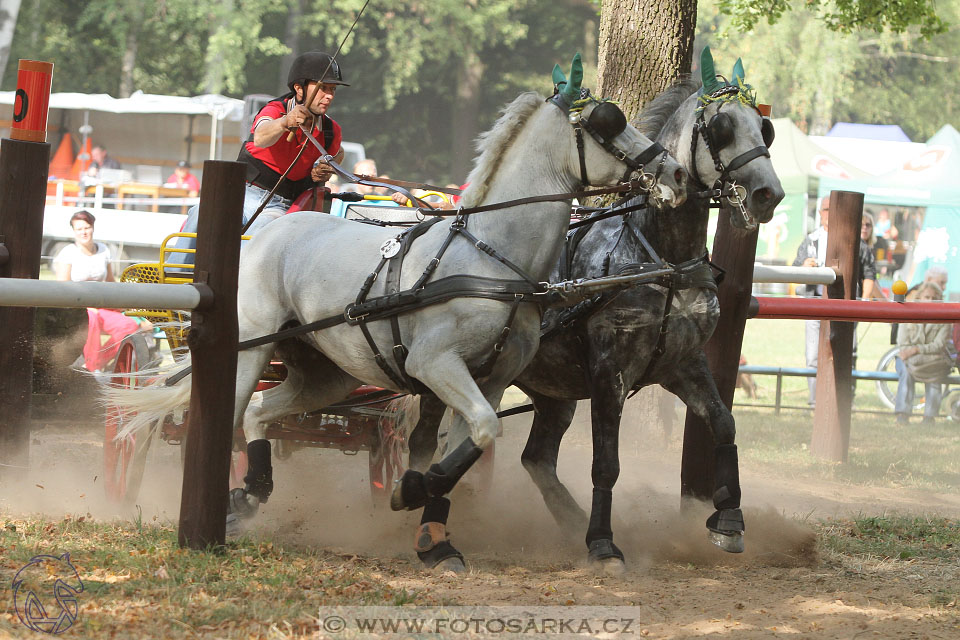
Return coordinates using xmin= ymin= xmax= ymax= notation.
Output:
xmin=171 ymin=51 xmax=348 ymax=264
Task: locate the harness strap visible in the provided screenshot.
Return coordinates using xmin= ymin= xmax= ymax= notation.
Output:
xmin=575 ymin=125 xmax=590 ymax=186
xmin=456 ymin=225 xmax=541 ymax=287
xmin=472 ymin=295 xmax=524 ymax=379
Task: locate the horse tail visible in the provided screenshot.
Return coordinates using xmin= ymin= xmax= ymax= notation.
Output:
xmin=102 ymin=356 xmax=194 ymax=441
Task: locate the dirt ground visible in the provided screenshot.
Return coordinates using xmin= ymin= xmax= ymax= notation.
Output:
xmin=4 ymin=401 xmax=960 ymax=639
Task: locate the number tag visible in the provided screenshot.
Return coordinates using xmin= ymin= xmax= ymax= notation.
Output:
xmin=380 ymin=237 xmax=402 ymax=259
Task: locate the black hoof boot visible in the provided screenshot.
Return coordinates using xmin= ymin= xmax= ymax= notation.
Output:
xmin=390 ymin=470 xmax=428 ymax=511
xmin=416 ymin=539 xmax=465 ymax=572
xmin=706 ymin=508 xmax=745 ymax=553
xmin=587 ymin=539 xmax=625 ymax=576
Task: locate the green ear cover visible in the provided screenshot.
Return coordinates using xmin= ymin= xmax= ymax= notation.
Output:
xmin=560 ymin=53 xmax=583 ymax=103
xmin=732 ymin=58 xmax=745 ymax=85
xmin=552 ymin=63 xmax=566 ymax=88
xmin=700 ymin=46 xmax=719 ymax=94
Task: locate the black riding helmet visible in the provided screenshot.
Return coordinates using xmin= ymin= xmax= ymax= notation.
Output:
xmin=287 ymin=51 xmax=350 ymax=93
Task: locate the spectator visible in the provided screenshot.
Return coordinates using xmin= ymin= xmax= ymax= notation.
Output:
xmin=53 ymin=211 xmax=149 ymax=378
xmin=792 ymin=198 xmax=878 ymax=405
xmin=895 ymin=282 xmax=953 ymax=425
xmin=164 ymin=161 xmax=201 ymax=197
xmin=344 ymin=158 xmax=380 ymax=196
xmin=860 ymin=212 xmax=888 ymax=300
xmin=892 ymin=266 xmax=948 ymax=344
xmin=875 ymin=208 xmax=897 ymax=241
xmin=90 ymin=145 xmax=120 ymax=172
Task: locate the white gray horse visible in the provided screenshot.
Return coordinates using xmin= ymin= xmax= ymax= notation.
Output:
xmin=109 ymin=55 xmax=687 ymax=572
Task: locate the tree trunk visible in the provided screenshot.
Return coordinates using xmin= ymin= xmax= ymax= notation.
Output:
xmin=597 ymin=0 xmax=697 ymax=119
xmin=277 ymin=0 xmax=304 ymax=95
xmin=119 ymin=28 xmax=139 ymax=98
xmin=597 ymin=0 xmax=698 ymax=433
xmin=450 ymin=47 xmax=484 ymax=183
xmin=0 ymin=0 xmax=23 ymax=87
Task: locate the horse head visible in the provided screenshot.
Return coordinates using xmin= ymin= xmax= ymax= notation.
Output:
xmin=667 ymin=48 xmax=784 ymax=229
xmin=551 ymin=54 xmax=688 ymax=208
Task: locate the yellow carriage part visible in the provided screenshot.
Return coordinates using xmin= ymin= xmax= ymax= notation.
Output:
xmin=118 ymin=232 xmax=249 ymax=355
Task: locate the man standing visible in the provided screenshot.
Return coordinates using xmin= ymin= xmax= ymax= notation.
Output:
xmin=793 ymin=198 xmax=878 ymax=405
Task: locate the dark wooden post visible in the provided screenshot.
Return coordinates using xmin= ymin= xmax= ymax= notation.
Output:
xmin=810 ymin=190 xmax=863 ymax=462
xmin=681 ymin=213 xmax=759 ymax=502
xmin=0 ymin=139 xmax=50 ymax=479
xmin=178 ymin=160 xmax=245 ymax=550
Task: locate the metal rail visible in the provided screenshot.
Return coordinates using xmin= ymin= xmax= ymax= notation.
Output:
xmin=752 ymin=264 xmax=837 ymax=285
xmin=737 ymin=364 xmax=960 ymax=415
xmin=0 ymin=278 xmax=207 ymax=310
xmin=750 ymin=296 xmax=960 ymax=323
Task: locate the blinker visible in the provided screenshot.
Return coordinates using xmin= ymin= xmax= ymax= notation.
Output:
xmin=761 ymin=117 xmax=775 ymax=148
xmin=706 ymin=112 xmax=734 ymax=150
xmin=587 ymin=101 xmax=627 ymax=142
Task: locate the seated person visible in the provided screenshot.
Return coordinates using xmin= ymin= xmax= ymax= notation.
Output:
xmin=165 ymin=161 xmax=201 ymax=197
xmin=54 ymin=210 xmax=151 ymax=377
xmin=895 ymin=282 xmax=953 ymax=425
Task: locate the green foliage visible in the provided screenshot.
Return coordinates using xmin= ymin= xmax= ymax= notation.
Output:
xmin=700 ymin=0 xmax=960 ymax=138
xmin=719 ymin=0 xmax=947 ymax=38
xmin=822 ymin=514 xmax=960 ymax=560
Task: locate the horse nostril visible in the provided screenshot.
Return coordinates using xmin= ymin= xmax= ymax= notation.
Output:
xmin=674 ymin=168 xmax=685 ymax=185
xmin=754 ymin=187 xmax=773 ymax=202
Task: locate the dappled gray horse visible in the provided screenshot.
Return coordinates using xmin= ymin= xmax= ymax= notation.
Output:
xmin=413 ymin=48 xmax=784 ymax=573
xmin=109 ymin=55 xmax=687 ymax=572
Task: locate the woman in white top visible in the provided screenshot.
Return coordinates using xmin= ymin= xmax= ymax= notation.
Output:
xmin=54 ymin=210 xmax=143 ymax=373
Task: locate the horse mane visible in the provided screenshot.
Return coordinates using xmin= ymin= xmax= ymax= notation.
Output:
xmin=633 ymin=78 xmax=700 ymax=139
xmin=460 ymin=92 xmax=544 ymax=207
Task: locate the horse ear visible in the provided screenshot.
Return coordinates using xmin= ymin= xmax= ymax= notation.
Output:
xmin=552 ymin=63 xmax=566 ymax=88
xmin=561 ymin=53 xmax=583 ymax=103
xmin=732 ymin=58 xmax=745 ymax=85
xmin=700 ymin=46 xmax=719 ymax=94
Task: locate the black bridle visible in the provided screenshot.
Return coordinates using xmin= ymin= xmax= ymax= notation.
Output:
xmin=550 ymin=92 xmax=669 ymax=191
xmin=689 ymin=88 xmax=772 ymax=197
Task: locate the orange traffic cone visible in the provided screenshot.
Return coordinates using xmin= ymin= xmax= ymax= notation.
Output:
xmin=70 ymin=137 xmax=92 ymax=180
xmin=49 ymin=133 xmax=75 ymax=179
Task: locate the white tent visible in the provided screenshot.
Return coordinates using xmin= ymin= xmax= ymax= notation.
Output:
xmin=0 ymin=90 xmax=246 ymax=177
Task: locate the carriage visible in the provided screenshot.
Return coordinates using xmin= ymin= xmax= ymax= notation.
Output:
xmin=102 ymin=196 xmax=495 ymax=508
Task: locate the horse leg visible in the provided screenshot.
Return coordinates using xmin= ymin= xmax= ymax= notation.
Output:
xmin=228 ymin=340 xmax=360 ymax=532
xmin=392 ymin=352 xmax=506 ymax=571
xmin=662 ymin=353 xmax=745 ymax=553
xmin=224 ymin=344 xmax=275 ymax=530
xmin=583 ymin=371 xmax=628 ymax=575
xmin=518 ymin=389 xmax=587 ymax=535
xmin=407 ymin=394 xmax=445 ymax=472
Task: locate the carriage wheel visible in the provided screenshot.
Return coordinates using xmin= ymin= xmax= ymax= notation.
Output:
xmin=368 ymin=418 xmax=407 ymax=503
xmin=103 ymin=333 xmax=154 ymax=505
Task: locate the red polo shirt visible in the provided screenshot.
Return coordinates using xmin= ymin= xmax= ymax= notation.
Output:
xmin=244 ymin=98 xmax=342 ymax=182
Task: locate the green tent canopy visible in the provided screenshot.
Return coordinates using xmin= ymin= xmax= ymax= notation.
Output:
xmin=819 ymin=124 xmax=960 ymax=297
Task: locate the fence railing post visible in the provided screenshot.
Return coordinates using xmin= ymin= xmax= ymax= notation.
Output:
xmin=811 ymin=190 xmax=863 ymax=462
xmin=0 ymin=138 xmax=50 ymax=479
xmin=178 ymin=160 xmax=245 ymax=550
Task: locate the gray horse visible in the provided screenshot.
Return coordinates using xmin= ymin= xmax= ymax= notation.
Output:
xmin=409 ymin=49 xmax=784 ymax=573
xmin=109 ymin=55 xmax=687 ymax=572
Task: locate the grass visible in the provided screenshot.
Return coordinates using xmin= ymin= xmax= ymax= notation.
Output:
xmin=821 ymin=514 xmax=960 ymax=561
xmin=0 ymin=514 xmax=434 ymax=638
xmin=738 ymin=316 xmax=907 ymax=412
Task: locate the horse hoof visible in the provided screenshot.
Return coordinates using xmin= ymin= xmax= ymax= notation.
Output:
xmin=587 ymin=539 xmax=625 ymax=575
xmin=225 ymin=513 xmax=249 ymax=537
xmin=708 ymin=529 xmax=745 ymax=553
xmin=390 ymin=470 xmax=428 ymax=511
xmin=591 ymin=557 xmax=626 ymax=577
xmin=434 ymin=556 xmax=466 ymax=574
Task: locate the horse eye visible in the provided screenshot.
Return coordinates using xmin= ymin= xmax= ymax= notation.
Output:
xmin=588 ymin=101 xmax=627 ymax=141
xmin=761 ymin=117 xmax=775 ymax=148
xmin=707 ymin=112 xmax=734 ymax=150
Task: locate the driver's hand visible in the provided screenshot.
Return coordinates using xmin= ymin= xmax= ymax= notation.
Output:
xmin=285 ymin=104 xmax=314 ymax=130
xmin=312 ymin=161 xmax=333 ymax=183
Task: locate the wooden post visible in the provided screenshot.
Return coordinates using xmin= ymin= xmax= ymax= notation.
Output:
xmin=0 ymin=138 xmax=50 ymax=479
xmin=178 ymin=161 xmax=244 ymax=550
xmin=810 ymin=190 xmax=863 ymax=462
xmin=681 ymin=212 xmax=759 ymax=502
